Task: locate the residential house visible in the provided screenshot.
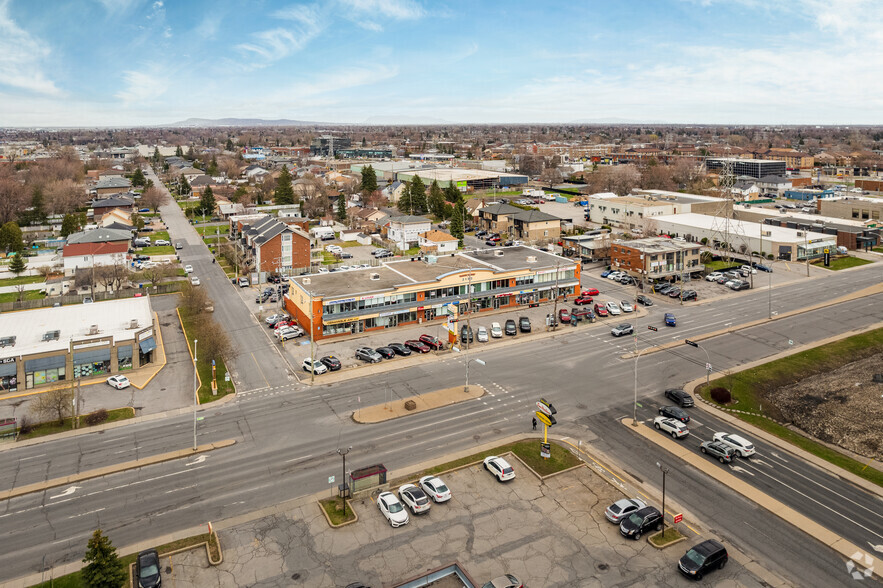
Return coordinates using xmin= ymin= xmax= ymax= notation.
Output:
xmin=478 ymin=202 xmax=523 ymax=234
xmin=189 ymin=175 xmax=215 ymax=199
xmin=91 ymin=196 xmax=135 ymax=220
xmin=610 ymin=237 xmax=703 ymax=280
xmin=352 ymin=208 xmax=388 ymax=233
xmin=509 ymin=210 xmax=562 ymax=242
xmin=62 ymin=228 xmax=133 ymax=277
xmin=418 ymin=230 xmax=459 ymax=254
xmin=731 ymin=181 xmax=760 ymax=200
xmin=218 ymin=203 xmax=246 ymax=219
xmin=237 ymin=215 xmax=311 ymax=275
xmin=244 ymin=165 xmax=271 ymax=183
xmin=386 ymin=215 xmax=431 ymax=250
xmin=91 ymin=177 xmax=132 ymax=197
xmin=381 ymin=180 xmax=407 ymax=204
xmin=177 ymin=166 xmax=204 ymax=183
xmin=98 ymin=208 xmax=134 ymax=231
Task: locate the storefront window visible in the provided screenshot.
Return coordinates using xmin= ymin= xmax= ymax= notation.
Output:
xmin=0 ymin=360 xmax=17 ymax=392
xmin=24 ymin=355 xmax=67 ymax=389
xmin=73 ymin=348 xmax=112 ymax=379
xmin=117 ymin=345 xmax=133 ymax=371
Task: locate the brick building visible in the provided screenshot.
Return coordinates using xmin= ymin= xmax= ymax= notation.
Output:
xmin=610 ymin=237 xmax=703 ymax=281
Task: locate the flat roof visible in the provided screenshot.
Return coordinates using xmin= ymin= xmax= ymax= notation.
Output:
xmin=632 ymin=190 xmax=725 ymax=204
xmin=0 ymin=297 xmax=154 ymax=360
xmin=653 ymin=213 xmax=830 ymax=244
xmin=708 ymin=158 xmax=785 ymax=164
xmin=397 ymin=168 xmax=526 ymax=182
xmin=733 ymin=204 xmax=868 ymax=228
xmin=614 ymin=237 xmax=699 ymax=253
xmin=291 ymin=246 xmax=575 ymax=300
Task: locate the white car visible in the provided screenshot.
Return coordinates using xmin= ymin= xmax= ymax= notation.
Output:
xmin=419 ymin=475 xmax=452 ymax=503
xmin=325 ymin=244 xmax=343 ymax=254
xmin=607 ymin=271 xmax=623 ymax=281
xmin=476 ymin=326 xmax=488 ymax=342
xmin=620 ymin=300 xmax=634 ymax=313
xmin=706 ymin=272 xmax=723 ymax=282
xmin=713 ymin=432 xmax=756 ymax=457
xmin=301 ymin=358 xmax=327 ymax=374
xmin=376 ymin=492 xmax=409 ymax=527
xmin=265 ymin=313 xmax=289 ymax=325
xmin=398 ymin=483 xmax=431 ymax=515
xmin=106 ymin=375 xmax=130 ymax=389
xmin=605 ymin=301 xmax=622 ymax=315
xmin=605 ymin=498 xmax=647 ymax=523
xmin=184 ymin=265 xmax=194 ymax=273
xmin=740 ymin=265 xmax=757 ymax=275
xmin=276 ymin=327 xmax=301 ymax=341
xmin=483 ymin=456 xmax=515 ymax=482
xmin=154 ymin=239 xmax=170 ymax=246
xmin=190 ymin=276 xmax=200 ymax=286
xmin=490 ymin=322 xmax=503 ymax=338
xmin=653 ymin=416 xmax=689 ymax=439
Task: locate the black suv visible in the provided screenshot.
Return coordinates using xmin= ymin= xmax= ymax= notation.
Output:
xmin=460 ymin=325 xmax=474 ymax=343
xmin=658 ymin=405 xmax=690 ymax=423
xmin=504 ymin=319 xmax=517 ymax=336
xmin=136 ymin=549 xmax=162 ymax=587
xmin=619 ymin=506 xmax=663 ymax=540
xmin=678 ymin=539 xmax=728 ymax=580
xmin=664 ymin=388 xmax=694 ymax=407
xmin=386 ymin=343 xmax=412 ymax=356
xmin=518 ymin=316 xmax=531 ymax=333
xmin=320 ymin=356 xmax=342 ymax=371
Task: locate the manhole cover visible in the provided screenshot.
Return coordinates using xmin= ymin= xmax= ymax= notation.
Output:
xmin=165 ymin=566 xmax=172 ymax=574
xmin=473 ymin=434 xmax=481 ymax=442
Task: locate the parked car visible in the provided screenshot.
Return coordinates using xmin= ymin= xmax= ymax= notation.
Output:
xmin=483 ymin=455 xmax=516 ymax=482
xmin=474 ymin=230 xmax=488 ymax=238
xmin=706 ymin=272 xmax=723 ymax=282
xmin=476 ymin=326 xmax=488 ymax=342
xmin=658 ymin=405 xmax=690 ymax=423
xmin=636 ymin=294 xmax=653 ymax=306
xmin=664 ymin=313 xmax=676 ymax=327
xmin=481 ymin=574 xmax=523 ymax=588
xmin=654 ymin=283 xmax=672 ymax=294
xmin=716 ymin=275 xmax=730 ymax=284
xmin=611 ymin=323 xmax=633 ymax=337
xmin=505 ymin=319 xmax=517 ymax=336
xmin=680 ymin=290 xmax=698 ymax=301
xmin=731 ymin=280 xmax=750 ymax=291
xmin=133 ymin=254 xmax=150 ymax=262
xmin=265 ymin=313 xmax=289 ymax=326
xmin=619 ymin=506 xmax=663 ymax=540
xmin=377 ymin=491 xmax=409 ymax=527
xmin=175 ymin=242 xmax=183 ymax=250
xmin=490 ymin=322 xmax=503 ymax=338
xmin=700 ymin=440 xmax=736 ymax=463
xmin=276 ymin=327 xmax=301 ymax=341
xmin=712 ymin=432 xmax=756 ymax=457
xmin=136 ymin=549 xmax=162 ymax=588
xmin=190 ymin=276 xmax=200 ymax=286
xmin=154 ymin=239 xmax=170 ymax=246
xmin=320 ymin=356 xmax=342 ymax=371
xmin=571 ymin=307 xmax=593 ymax=321
xmin=386 ymin=343 xmax=412 ymax=356
xmin=238 ymin=277 xmax=249 ymax=287
xmin=418 ymin=475 xmax=451 ymax=502
xmin=517 ymin=316 xmax=530 ymax=333
xmin=620 ymin=300 xmax=634 ymax=312
xmin=459 ymin=325 xmax=474 ymax=343
xmin=325 ymin=244 xmax=343 ymax=254
xmin=355 ymin=347 xmax=383 ymax=363
xmin=605 ymin=498 xmax=647 ymax=524
xmin=667 ymin=287 xmax=681 ymax=298
xmin=593 ymin=303 xmax=608 ymax=317
xmin=754 ymin=263 xmax=773 ymax=272
xmin=375 ymin=346 xmax=396 ymax=359
xmin=398 ymin=483 xmax=431 ymax=515
xmin=664 ymin=388 xmax=694 ymax=407
xmin=419 ymin=334 xmax=444 ymax=350
xmin=600 ymin=270 xmax=612 ymax=278
xmin=740 ymin=265 xmax=757 ymax=275
xmin=485 ymin=239 xmax=498 ymax=246
xmin=405 ymin=339 xmax=431 ymax=353
xmin=558 ymin=308 xmax=571 ymax=324
xmin=302 ymin=358 xmax=327 ymax=374
xmin=605 ymin=301 xmax=622 ymax=315
xmin=678 ymin=539 xmax=728 ymax=580
xmin=184 ymin=265 xmax=194 ymax=273
xmin=574 ymin=295 xmax=593 ymax=305
xmin=582 ymin=288 xmax=600 ymax=297
xmin=654 ymin=416 xmax=689 ymax=438
xmin=107 ymin=375 xmax=130 ymax=389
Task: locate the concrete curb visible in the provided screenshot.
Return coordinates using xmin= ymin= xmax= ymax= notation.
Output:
xmin=621 ymin=281 xmax=883 ymax=359
xmin=316 ymin=497 xmax=359 ymax=528
xmin=0 ymin=439 xmax=236 ymax=501
xmin=647 ymin=529 xmax=688 ymax=550
xmin=621 ymin=418 xmax=882 ymax=581
xmin=352 ymin=385 xmax=485 ymax=423
xmin=682 ymin=320 xmax=883 ymax=498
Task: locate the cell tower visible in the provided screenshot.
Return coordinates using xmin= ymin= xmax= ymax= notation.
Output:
xmin=708 ymin=158 xmax=739 ymax=263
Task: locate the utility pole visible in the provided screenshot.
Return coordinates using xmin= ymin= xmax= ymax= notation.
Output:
xmin=805 ymin=230 xmax=810 ymax=277
xmin=337 ymin=446 xmax=351 ymax=515
xmin=551 ymin=261 xmax=561 ymax=330
xmin=657 ymin=462 xmax=669 ymax=536
xmin=192 ymin=338 xmax=198 ymax=450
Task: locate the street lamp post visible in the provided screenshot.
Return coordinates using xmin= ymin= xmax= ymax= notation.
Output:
xmin=337 ymin=446 xmax=352 ymax=515
xmin=685 ymin=339 xmax=711 ymax=389
xmin=192 ymin=338 xmax=198 ymax=450
xmin=656 ymin=461 xmax=670 ymax=536
xmin=452 ymin=346 xmax=485 ymax=393
xmin=633 ymin=345 xmax=652 ymax=426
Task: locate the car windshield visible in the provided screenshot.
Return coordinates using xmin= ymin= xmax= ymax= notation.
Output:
xmin=684 ymin=548 xmax=706 ymax=566
xmin=140 ymin=561 xmax=159 ymax=576
xmin=435 ymin=483 xmax=448 ymax=493
xmin=626 ymin=513 xmax=643 ymax=526
xmin=387 ymin=501 xmax=404 ymax=513
xmin=502 ymin=467 xmax=514 ymax=474
xmin=609 ymin=504 xmax=622 ymax=513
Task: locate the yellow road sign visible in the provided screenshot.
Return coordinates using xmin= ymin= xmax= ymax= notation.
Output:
xmin=535 ymin=412 xmax=553 ymax=427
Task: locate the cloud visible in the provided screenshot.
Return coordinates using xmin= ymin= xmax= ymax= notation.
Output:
xmin=115 ymin=68 xmax=169 ymax=103
xmin=195 ymin=14 xmax=222 ymax=39
xmin=338 ymin=0 xmax=425 ymax=31
xmin=95 ymin=0 xmax=140 ymax=15
xmin=236 ymin=4 xmax=323 ymax=65
xmin=0 ymin=0 xmax=60 ymax=95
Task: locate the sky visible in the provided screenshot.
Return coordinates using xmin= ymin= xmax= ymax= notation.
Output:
xmin=1 ymin=0 xmax=882 ymax=127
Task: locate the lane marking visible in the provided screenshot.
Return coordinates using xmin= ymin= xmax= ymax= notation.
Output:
xmin=68 ymin=508 xmax=105 ymax=519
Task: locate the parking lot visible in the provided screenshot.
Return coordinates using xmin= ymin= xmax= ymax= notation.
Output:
xmin=156 ymin=453 xmax=773 ymax=587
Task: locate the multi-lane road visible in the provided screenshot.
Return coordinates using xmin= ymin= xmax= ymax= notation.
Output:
xmin=0 ymin=189 xmax=881 ymax=584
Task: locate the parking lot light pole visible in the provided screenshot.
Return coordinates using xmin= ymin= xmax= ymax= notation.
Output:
xmin=685 ymin=339 xmax=711 ymax=389
xmin=337 ymin=446 xmax=352 ymax=516
xmin=656 ymin=461 xmax=669 ymax=535
xmin=193 ymin=339 xmax=198 ymax=450
xmin=633 ymin=345 xmax=652 ymax=426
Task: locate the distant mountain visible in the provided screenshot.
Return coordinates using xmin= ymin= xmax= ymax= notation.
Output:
xmin=569 ymin=117 xmax=668 ymax=125
xmin=165 ymin=117 xmax=329 ymax=127
xmin=362 ymin=115 xmax=453 ymax=125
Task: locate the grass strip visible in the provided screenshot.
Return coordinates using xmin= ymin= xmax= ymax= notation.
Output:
xmin=650 ymin=528 xmax=684 ymax=547
xmin=0 ymin=275 xmax=45 ymax=286
xmin=319 ymin=497 xmax=356 ymax=525
xmin=0 ymin=290 xmax=46 ymax=303
xmin=178 ymin=309 xmax=235 ymax=403
xmin=417 ymin=439 xmax=581 ymax=480
xmin=812 ymin=256 xmax=873 ymax=270
xmin=17 ymin=407 xmax=134 ymax=440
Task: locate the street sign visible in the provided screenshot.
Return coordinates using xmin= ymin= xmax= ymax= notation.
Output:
xmin=706 ymin=362 xmax=712 ymax=372
xmin=540 ymin=442 xmax=551 ymax=459
xmin=536 ymin=401 xmax=552 ymax=416
xmin=328 ymin=476 xmax=335 ymax=485
xmin=647 ymin=325 xmax=658 ymax=331
xmin=538 ymin=397 xmax=557 ymax=415
xmin=673 ymin=513 xmax=683 ymax=524
xmin=823 ymin=249 xmax=830 ymax=266
xmin=535 ymin=412 xmax=554 ymax=427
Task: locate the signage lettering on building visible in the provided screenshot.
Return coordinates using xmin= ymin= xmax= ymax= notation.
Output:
xmin=0 ymin=357 xmax=14 ymax=364
xmin=138 ymin=329 xmax=154 ymax=341
xmin=73 ymin=340 xmax=109 ymax=350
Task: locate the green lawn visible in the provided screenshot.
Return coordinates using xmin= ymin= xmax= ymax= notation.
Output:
xmin=417 ymin=439 xmax=581 ymax=481
xmin=17 ymin=408 xmax=134 ymax=440
xmin=178 ymin=309 xmax=235 ymax=403
xmin=196 ymin=224 xmax=229 ymax=235
xmin=141 ymin=230 xmax=170 ymax=242
xmin=697 ymin=327 xmax=883 ymax=488
xmin=319 ymin=497 xmax=356 ymax=525
xmin=873 ymin=247 xmax=883 ymax=254
xmin=0 ymin=290 xmax=46 ymax=304
xmin=139 ymin=245 xmax=175 ymax=255
xmin=204 ymin=235 xmax=229 ymax=244
xmin=703 ymin=260 xmax=739 ymax=271
xmin=0 ymin=274 xmax=45 ymax=286
xmin=814 ymin=256 xmax=873 ymax=270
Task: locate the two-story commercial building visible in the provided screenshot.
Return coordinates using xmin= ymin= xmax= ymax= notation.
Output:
xmin=235 ymin=215 xmax=311 ymax=275
xmin=610 ymin=237 xmax=703 ymax=280
xmin=285 ymin=247 xmax=579 ymax=341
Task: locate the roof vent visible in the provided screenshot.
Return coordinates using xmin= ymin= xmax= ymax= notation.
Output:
xmin=526 ymin=256 xmax=537 ymax=263
xmin=129 ymin=319 xmax=139 ymax=329
xmin=42 ymin=331 xmax=60 ymax=342
xmin=88 ymin=325 xmax=100 ymax=335
xmin=494 ymin=250 xmax=504 ymax=257
xmin=303 ymin=277 xmax=311 ymax=285
xmin=0 ymin=336 xmax=16 ymax=348
xmin=370 ymin=273 xmax=380 ymax=280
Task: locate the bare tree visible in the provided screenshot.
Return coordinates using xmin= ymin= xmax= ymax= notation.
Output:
xmin=109 ymin=258 xmax=131 ymax=291
xmin=95 ymin=265 xmax=116 ymax=293
xmin=31 ymin=388 xmax=74 ymax=426
xmin=45 ymin=179 xmax=87 ymax=215
xmin=140 ymin=186 xmax=168 ymax=213
xmin=194 ymin=318 xmax=231 ymax=365
xmin=180 ymin=281 xmax=209 ymax=316
xmin=139 ymin=264 xmax=175 ymax=287
xmin=639 ymin=164 xmax=676 ymax=191
xmin=610 ymin=164 xmax=641 ymax=195
xmin=0 ymin=169 xmax=29 ymax=224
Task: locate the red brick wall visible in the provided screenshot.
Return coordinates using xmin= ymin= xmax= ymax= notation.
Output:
xmin=258 ymin=234 xmax=282 ymax=273
xmin=291 ymin=231 xmax=311 ymax=269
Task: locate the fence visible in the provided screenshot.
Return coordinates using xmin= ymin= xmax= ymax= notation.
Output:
xmin=0 ymin=282 xmax=182 ymax=312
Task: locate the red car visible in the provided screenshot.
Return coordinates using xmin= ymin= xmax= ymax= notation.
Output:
xmin=594 ymin=303 xmax=609 ymax=317
xmin=582 ymin=288 xmax=599 ymax=297
xmin=418 ymin=334 xmax=443 ymax=350
xmin=574 ymin=295 xmax=593 ymax=305
xmin=405 ymin=339 xmax=431 ymax=353
xmin=558 ymin=308 xmax=571 ymax=323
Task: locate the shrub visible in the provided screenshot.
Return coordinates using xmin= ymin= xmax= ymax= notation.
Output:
xmin=710 ymin=387 xmax=732 ymax=404
xmin=85 ymin=409 xmax=108 ymax=426
xmin=17 ymin=416 xmax=32 ymax=435
xmin=404 ymin=400 xmax=417 ymax=411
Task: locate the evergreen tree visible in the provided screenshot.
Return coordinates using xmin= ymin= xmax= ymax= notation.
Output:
xmin=0 ymin=222 xmax=24 ymax=253
xmin=336 ymin=194 xmax=347 ymax=221
xmin=8 ymin=252 xmax=26 ymax=276
xmin=274 ymin=165 xmax=295 ymax=205
xmin=130 ymin=213 xmax=145 ymax=231
xmin=396 ymin=190 xmax=413 ymax=214
xmin=131 ymin=168 xmax=146 ymax=187
xmin=175 ymin=145 xmax=183 ymax=157
xmin=28 ymin=187 xmax=47 ymax=225
xmin=199 ymin=186 xmax=216 ymax=218
xmin=207 ymin=156 xmax=219 ymax=176
xmin=180 ymin=175 xmax=190 ymax=195
xmin=232 ymin=185 xmax=248 ymax=203
xmin=408 ymin=175 xmax=427 ymax=215
xmin=81 ymin=529 xmax=126 ymax=588
xmin=226 ymin=138 xmax=234 ymax=151
xmin=60 ymin=214 xmax=80 ymax=238
xmin=444 ymin=183 xmax=460 ymax=203
xmin=153 ymin=146 xmax=161 ymax=162
xmin=451 ymin=199 xmax=466 ymax=246
xmin=428 ymin=180 xmax=445 ymax=218
xmin=360 ymin=165 xmax=378 ymax=194
xmin=186 ymin=145 xmax=196 ymax=160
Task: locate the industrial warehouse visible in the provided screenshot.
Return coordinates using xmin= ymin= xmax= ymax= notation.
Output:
xmin=284 ymin=247 xmax=579 ymax=341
